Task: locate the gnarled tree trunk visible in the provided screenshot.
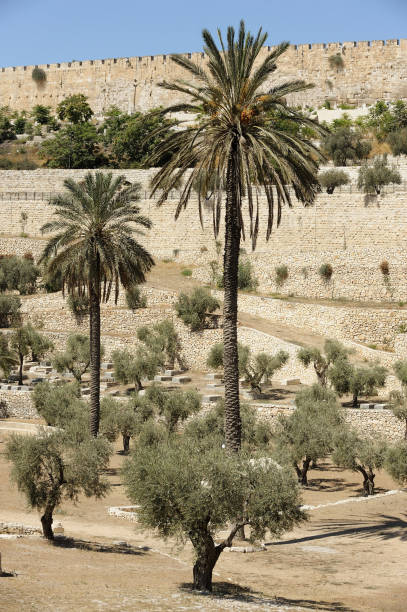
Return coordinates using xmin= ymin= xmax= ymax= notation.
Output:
xmin=295 ymin=457 xmax=311 ymax=486
xmin=358 ymin=466 xmax=375 ymax=496
xmin=40 ymin=504 xmax=55 ymax=540
xmin=223 ymin=144 xmax=241 ymax=453
xmin=190 ymin=527 xmax=222 ymax=592
xmin=122 ymin=434 xmax=130 ymax=454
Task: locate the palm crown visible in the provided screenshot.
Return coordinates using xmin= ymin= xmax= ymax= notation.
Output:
xmin=150 ymin=21 xmax=324 ymax=246
xmin=40 ymin=172 xmax=154 ymax=301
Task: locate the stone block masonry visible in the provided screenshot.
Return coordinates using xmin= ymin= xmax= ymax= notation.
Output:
xmin=0 ymin=39 xmax=406 ymax=114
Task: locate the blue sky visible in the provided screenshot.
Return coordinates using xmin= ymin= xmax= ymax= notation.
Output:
xmin=1 ymin=0 xmax=406 ymax=67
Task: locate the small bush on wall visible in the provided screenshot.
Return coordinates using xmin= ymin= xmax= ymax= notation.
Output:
xmin=275 ymin=265 xmax=289 ymax=287
xmin=31 ymin=67 xmax=47 ymax=84
xmin=319 ymin=263 xmax=333 ymax=282
xmin=379 ymin=260 xmax=389 ymax=276
xmin=328 ymin=54 xmax=344 ymax=70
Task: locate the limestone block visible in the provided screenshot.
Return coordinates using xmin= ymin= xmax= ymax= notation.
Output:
xmin=172 ymin=376 xmax=191 ymax=384
xmin=202 ymin=394 xmax=222 ymax=403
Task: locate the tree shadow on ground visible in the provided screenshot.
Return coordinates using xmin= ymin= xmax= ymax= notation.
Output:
xmin=305 ymin=478 xmax=359 ymax=492
xmin=266 ymin=514 xmax=407 ymax=547
xmin=51 ymin=536 xmax=149 ymax=555
xmin=180 ymin=582 xmax=353 ymax=611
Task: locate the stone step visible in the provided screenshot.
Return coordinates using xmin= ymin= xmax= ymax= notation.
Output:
xmin=165 ymin=369 xmax=182 ymax=376
xmin=172 ymin=376 xmax=191 ymax=384
xmin=205 ymin=373 xmax=223 ymax=380
xmin=202 ymin=394 xmax=222 ymax=403
xmin=281 ymin=378 xmax=301 ymax=386
xmin=154 ymin=375 xmax=172 ymax=382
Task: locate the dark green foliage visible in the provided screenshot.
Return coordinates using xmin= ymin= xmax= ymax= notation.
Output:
xmin=112 ymin=348 xmax=161 ymax=391
xmin=102 ymin=107 xmax=176 ymax=168
xmin=389 ymin=360 xmax=407 ymax=440
xmin=6 ymin=425 xmax=111 ymax=538
xmin=42 ymin=266 xmax=63 ymax=293
xmin=387 ymin=127 xmax=407 ymax=156
xmin=318 ymin=169 xmax=350 ymax=194
xmin=185 ymin=398 xmax=272 ymax=451
xmin=125 ymin=285 xmax=147 ymax=310
xmin=319 ymin=263 xmax=333 ymax=282
xmin=385 ymin=442 xmax=407 ymax=485
xmin=357 ymin=155 xmax=401 ymax=194
xmin=275 ymin=384 xmax=344 ymax=485
xmin=0 ymin=294 xmax=21 ymax=327
xmin=14 ymin=116 xmax=27 ymax=134
xmin=10 ymin=324 xmax=54 ymax=385
xmin=379 ymin=260 xmax=390 ymax=276
xmin=0 ymin=118 xmax=16 ymax=143
xmin=31 ymin=67 xmax=46 ymax=84
xmin=40 ymin=123 xmax=105 ymax=168
xmin=100 ymin=396 xmax=142 ymax=453
xmin=56 ymin=94 xmax=93 ymax=124
xmin=328 ymin=54 xmax=344 ymax=70
xmin=275 ymin=265 xmax=289 ymax=287
xmin=134 ymin=384 xmax=201 ymax=433
xmin=137 ymin=319 xmax=183 ymax=370
xmin=207 ymin=342 xmax=288 ymax=395
xmin=52 ymin=334 xmax=103 ymax=382
xmin=322 ymin=127 xmax=372 ymax=166
xmin=297 ymin=339 xmax=350 ymax=386
xmin=67 ymin=293 xmax=90 ymax=320
xmin=32 ymin=380 xmax=83 ymax=426
xmin=0 ymin=332 xmax=18 ymax=378
xmin=175 ymin=288 xmax=220 ymax=331
xmin=31 ymin=105 xmax=52 ymax=125
xmin=216 ymin=258 xmax=259 ymax=291
xmin=367 ymin=100 xmax=407 ymax=141
xmin=123 ymin=433 xmax=304 ymax=591
xmin=328 ymin=358 xmax=387 ymax=407
xmin=333 ymin=428 xmax=387 ymax=495
xmin=0 ymin=256 xmax=39 ymax=295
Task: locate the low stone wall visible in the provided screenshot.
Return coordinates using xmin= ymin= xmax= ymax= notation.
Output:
xmin=0 ymin=390 xmax=36 ymax=419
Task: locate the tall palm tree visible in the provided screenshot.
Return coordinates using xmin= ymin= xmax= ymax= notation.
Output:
xmin=40 ymin=172 xmax=154 ymax=436
xmin=149 ymin=21 xmax=324 ymax=452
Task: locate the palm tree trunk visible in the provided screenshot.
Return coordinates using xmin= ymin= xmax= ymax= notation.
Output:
xmin=18 ymin=352 xmax=24 ymax=386
xmin=89 ymin=258 xmax=101 ymax=437
xmin=223 ymin=145 xmax=241 ymax=452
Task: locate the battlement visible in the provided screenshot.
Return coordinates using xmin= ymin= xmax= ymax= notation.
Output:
xmin=0 ymin=38 xmax=406 ymax=115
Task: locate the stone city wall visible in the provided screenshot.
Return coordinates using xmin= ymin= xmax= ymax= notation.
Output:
xmin=1 ymin=39 xmax=406 ymax=114
xmin=2 ymin=165 xmax=407 ymax=302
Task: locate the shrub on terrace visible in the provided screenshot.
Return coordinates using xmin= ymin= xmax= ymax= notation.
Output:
xmin=175 ymin=288 xmax=220 ymax=331
xmin=52 ymin=334 xmax=104 ymax=383
xmin=275 ymin=265 xmax=289 ymax=287
xmin=357 ymin=155 xmax=401 ymax=195
xmin=328 ymin=358 xmax=387 ymax=407
xmin=389 ymin=360 xmax=407 ymax=440
xmin=0 ymin=255 xmax=39 ymax=295
xmin=385 ymin=443 xmax=407 ymax=485
xmin=56 ymin=94 xmax=93 ymax=124
xmin=275 ymin=384 xmax=343 ymax=485
xmin=32 ymin=380 xmax=83 ymax=427
xmin=10 ymin=324 xmax=54 ymax=385
xmin=318 ymin=169 xmax=350 ymax=194
xmin=318 ymin=263 xmax=333 ymax=282
xmin=137 ymin=319 xmax=184 ymax=371
xmin=333 ymin=428 xmax=387 ymax=495
xmin=297 ymin=339 xmax=350 ymax=387
xmin=0 ymin=295 xmax=21 ymax=328
xmin=112 ymin=348 xmax=161 ymax=392
xmin=322 ymin=127 xmax=371 ymax=166
xmin=125 ymin=285 xmax=147 ymax=310
xmin=40 ymin=123 xmax=106 ymax=169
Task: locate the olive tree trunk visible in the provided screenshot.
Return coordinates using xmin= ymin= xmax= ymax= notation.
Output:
xmin=89 ymin=255 xmax=101 ymax=437
xmin=40 ymin=504 xmax=55 ymax=540
xmin=295 ymin=457 xmax=312 ymax=486
xmin=190 ymin=528 xmax=222 ymax=592
xmin=223 ymin=145 xmax=241 ymax=453
xmin=358 ymin=466 xmax=375 ymax=496
xmin=122 ymin=434 xmax=130 ymax=454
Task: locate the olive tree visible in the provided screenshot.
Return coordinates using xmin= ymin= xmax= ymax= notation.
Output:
xmin=297 ymin=339 xmax=350 ymax=387
xmin=100 ymin=396 xmax=143 ymax=453
xmin=10 ymin=324 xmax=53 ymax=385
xmin=275 ymin=385 xmax=343 ymax=485
xmin=32 ymin=381 xmax=82 ymax=426
xmin=207 ymin=342 xmax=289 ymax=395
xmin=112 ymin=348 xmax=161 ymax=391
xmin=134 ymin=384 xmax=201 ymax=433
xmin=0 ymin=332 xmax=18 ymax=378
xmin=52 ymin=334 xmax=104 ymax=382
xmin=318 ymin=169 xmax=350 ymax=194
xmin=6 ymin=426 xmax=111 ymax=539
xmin=137 ymin=319 xmax=184 ymax=371
xmin=385 ymin=442 xmax=407 ymax=485
xmin=175 ymin=288 xmax=220 ymax=331
xmin=123 ymin=435 xmax=304 ymax=591
xmin=389 ymin=360 xmax=407 ymax=440
xmin=357 ymin=155 xmax=401 ymax=195
xmin=333 ymin=428 xmax=387 ymax=495
xmin=328 ymin=358 xmax=387 ymax=407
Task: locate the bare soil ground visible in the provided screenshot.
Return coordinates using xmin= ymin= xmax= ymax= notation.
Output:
xmin=1 ymin=429 xmax=406 ymax=612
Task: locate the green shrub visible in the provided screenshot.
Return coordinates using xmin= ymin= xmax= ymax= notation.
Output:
xmin=318 ymin=169 xmax=350 ymax=194
xmin=319 ymin=263 xmax=333 ymax=282
xmin=237 ymin=258 xmax=258 ymax=291
xmin=387 ymin=128 xmax=407 ymax=156
xmin=31 ymin=67 xmax=47 ymax=84
xmin=125 ymin=285 xmax=147 ymax=310
xmin=0 ymin=256 xmax=39 ymax=294
xmin=175 ymin=288 xmax=220 ymax=331
xmin=0 ymin=295 xmax=21 ymax=328
xmin=357 ymin=155 xmax=401 ymax=195
xmin=328 ymin=54 xmax=344 ymax=70
xmin=275 ymin=265 xmax=289 ymax=287
xmin=181 ymin=268 xmax=192 ymax=276
xmin=379 ymin=260 xmax=389 ymax=276
xmin=67 ymin=294 xmax=89 ymax=320
xmin=322 ymin=127 xmax=372 ymax=166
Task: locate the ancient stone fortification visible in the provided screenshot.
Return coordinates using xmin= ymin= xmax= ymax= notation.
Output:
xmin=1 ymin=39 xmax=406 ymax=114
